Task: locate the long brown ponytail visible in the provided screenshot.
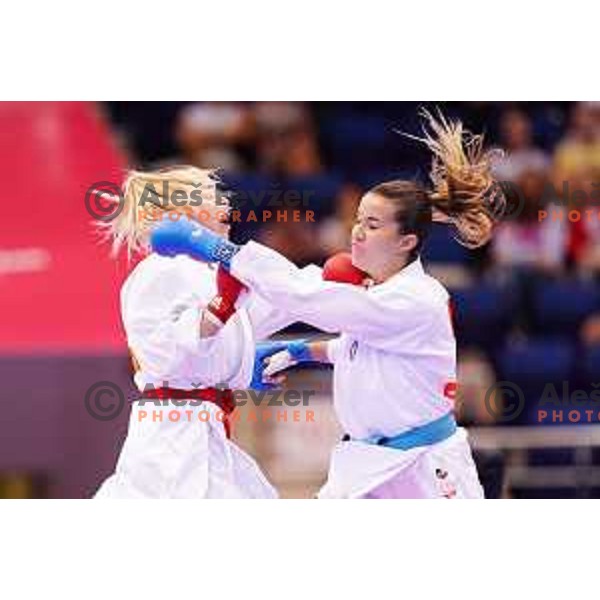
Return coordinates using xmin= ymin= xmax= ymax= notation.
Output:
xmin=371 ymin=110 xmax=505 ymax=256
xmin=409 ymin=109 xmax=505 ymax=248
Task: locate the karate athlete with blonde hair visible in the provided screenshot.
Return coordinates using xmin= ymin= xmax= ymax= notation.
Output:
xmin=150 ymin=112 xmax=505 ymax=499
xmin=94 ymin=166 xmax=309 ymax=499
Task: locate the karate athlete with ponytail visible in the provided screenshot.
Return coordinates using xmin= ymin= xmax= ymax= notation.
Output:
xmin=94 ymin=166 xmax=310 ymax=499
xmin=150 ymin=112 xmax=505 ymax=499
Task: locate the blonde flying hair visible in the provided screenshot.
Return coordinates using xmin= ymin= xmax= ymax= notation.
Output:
xmin=374 ymin=109 xmax=505 ymax=251
xmin=96 ymin=165 xmax=227 ymax=258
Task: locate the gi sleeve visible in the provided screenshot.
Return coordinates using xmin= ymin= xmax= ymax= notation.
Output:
xmin=122 ymin=257 xmax=254 ymax=388
xmin=230 ymin=241 xmax=441 ymax=353
xmin=243 ymin=264 xmax=324 ymax=341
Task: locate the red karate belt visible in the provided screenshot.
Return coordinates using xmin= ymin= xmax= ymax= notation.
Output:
xmin=140 ymin=387 xmax=236 ymax=438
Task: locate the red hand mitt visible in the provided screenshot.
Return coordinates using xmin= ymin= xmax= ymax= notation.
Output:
xmin=322 ymin=252 xmax=367 ymax=285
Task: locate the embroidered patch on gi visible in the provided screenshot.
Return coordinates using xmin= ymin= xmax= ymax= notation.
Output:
xmin=435 ymin=467 xmax=457 ymax=499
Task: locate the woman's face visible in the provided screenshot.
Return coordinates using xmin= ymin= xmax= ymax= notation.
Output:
xmin=351 ymin=192 xmax=414 ymax=281
xmin=501 ymin=110 xmax=530 ymax=150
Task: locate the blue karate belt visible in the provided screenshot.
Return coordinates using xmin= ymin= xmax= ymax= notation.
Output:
xmin=342 ymin=412 xmax=457 ymax=451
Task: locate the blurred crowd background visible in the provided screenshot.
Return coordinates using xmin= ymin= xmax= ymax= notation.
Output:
xmin=2 ymin=101 xmax=600 ymax=499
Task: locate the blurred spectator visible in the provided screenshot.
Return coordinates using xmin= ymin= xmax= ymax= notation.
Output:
xmin=580 ymin=312 xmax=600 ymax=345
xmin=455 ymin=348 xmax=506 ymax=497
xmin=561 ymin=178 xmax=600 ymax=273
xmin=553 ymin=102 xmax=600 ymax=190
xmin=251 ymin=103 xmax=325 ymax=263
xmin=491 ymin=168 xmax=569 ymax=334
xmin=254 ymin=102 xmax=323 ymax=176
xmin=317 ymin=184 xmax=362 ymax=255
xmin=492 ymin=170 xmax=567 ymax=273
xmin=491 ymin=107 xmax=563 ymax=272
xmin=548 ymin=104 xmax=600 ymax=272
xmin=456 ymin=349 xmax=498 ymax=426
xmin=493 ymin=108 xmax=550 ymax=182
xmin=576 ymin=226 xmax=600 ymax=273
xmin=175 ymin=101 xmax=255 ymax=170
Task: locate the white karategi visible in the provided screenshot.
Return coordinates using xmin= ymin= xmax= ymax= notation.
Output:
xmin=230 ymin=241 xmax=484 ymax=499
xmin=95 ymin=253 xmax=298 ymax=499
